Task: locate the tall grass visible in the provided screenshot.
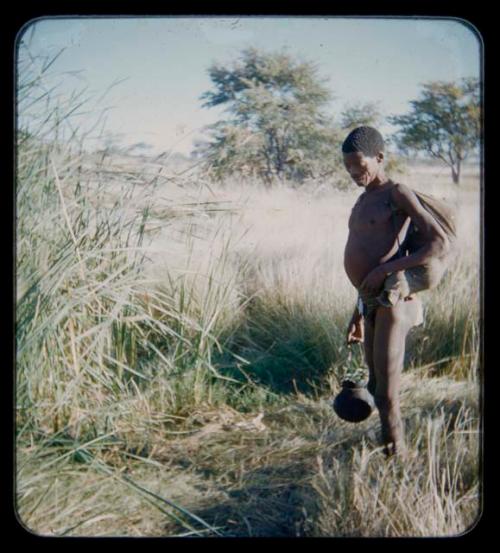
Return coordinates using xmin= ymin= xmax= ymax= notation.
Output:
xmin=16 ymin=46 xmax=248 ymax=536
xmin=16 ymin=44 xmax=481 ymax=537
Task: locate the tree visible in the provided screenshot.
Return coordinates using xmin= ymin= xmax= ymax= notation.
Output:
xmin=197 ymin=48 xmax=340 ymax=183
xmin=389 ymin=78 xmax=480 ymax=184
xmin=340 ymin=101 xmax=382 ymax=130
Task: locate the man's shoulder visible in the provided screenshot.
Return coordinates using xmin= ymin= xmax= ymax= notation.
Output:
xmin=389 ymin=181 xmax=417 ymax=205
xmin=390 ymin=181 xmax=411 ymax=195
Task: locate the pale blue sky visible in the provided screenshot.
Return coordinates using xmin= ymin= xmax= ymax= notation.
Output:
xmin=18 ymin=16 xmax=481 ymax=155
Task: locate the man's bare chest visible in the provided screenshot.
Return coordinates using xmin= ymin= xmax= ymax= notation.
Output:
xmin=348 ymin=191 xmax=394 ymax=232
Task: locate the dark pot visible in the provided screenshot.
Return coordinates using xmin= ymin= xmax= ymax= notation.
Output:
xmin=333 ymin=380 xmax=375 ymax=423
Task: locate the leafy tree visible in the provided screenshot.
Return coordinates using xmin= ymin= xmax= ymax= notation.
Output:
xmin=390 ymin=78 xmax=480 ymax=184
xmin=197 ymin=48 xmax=341 ymax=184
xmin=340 ymin=101 xmax=382 ymax=130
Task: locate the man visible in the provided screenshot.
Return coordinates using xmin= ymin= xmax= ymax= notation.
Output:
xmin=342 ymin=126 xmax=452 ymax=456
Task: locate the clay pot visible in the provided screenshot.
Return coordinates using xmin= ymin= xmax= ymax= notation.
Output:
xmin=333 ymin=380 xmax=375 ymax=423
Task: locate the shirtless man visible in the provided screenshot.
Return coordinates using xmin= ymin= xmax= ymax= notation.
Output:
xmin=342 ymin=127 xmax=451 ymax=456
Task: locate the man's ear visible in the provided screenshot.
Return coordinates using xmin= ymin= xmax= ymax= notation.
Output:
xmin=377 ymin=152 xmax=384 ymax=163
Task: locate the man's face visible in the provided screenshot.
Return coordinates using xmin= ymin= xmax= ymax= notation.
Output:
xmin=343 ymin=151 xmax=383 ymax=187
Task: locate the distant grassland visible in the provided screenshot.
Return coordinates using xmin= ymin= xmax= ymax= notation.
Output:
xmin=16 ymin=138 xmax=481 ymax=536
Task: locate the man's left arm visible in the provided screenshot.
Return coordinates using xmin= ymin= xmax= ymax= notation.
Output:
xmin=360 ymin=183 xmax=451 ymax=293
xmin=383 ymin=183 xmax=450 ymax=272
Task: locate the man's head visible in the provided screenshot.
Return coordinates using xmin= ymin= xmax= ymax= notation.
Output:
xmin=342 ymin=126 xmax=385 ymax=187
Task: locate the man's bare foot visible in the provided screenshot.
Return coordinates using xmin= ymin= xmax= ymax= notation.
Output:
xmin=383 ymin=439 xmax=408 ymax=460
xmin=380 ymin=415 xmax=406 ymax=459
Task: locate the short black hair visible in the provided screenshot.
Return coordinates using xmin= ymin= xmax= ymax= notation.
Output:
xmin=342 ymin=126 xmax=385 ymax=157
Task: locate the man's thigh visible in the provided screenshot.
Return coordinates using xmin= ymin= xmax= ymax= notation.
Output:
xmin=372 ymin=303 xmax=412 ymax=397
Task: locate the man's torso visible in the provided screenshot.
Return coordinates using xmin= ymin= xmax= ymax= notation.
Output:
xmin=344 ymin=184 xmax=410 ymax=289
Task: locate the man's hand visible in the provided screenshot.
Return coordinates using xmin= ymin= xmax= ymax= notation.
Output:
xmin=347 ymin=315 xmax=365 ymax=345
xmin=360 ymin=265 xmax=387 ymax=294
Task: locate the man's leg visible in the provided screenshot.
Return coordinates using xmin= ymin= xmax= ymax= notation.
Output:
xmin=372 ymin=300 xmax=419 ymax=455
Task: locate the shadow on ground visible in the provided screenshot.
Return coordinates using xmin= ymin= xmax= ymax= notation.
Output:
xmin=172 ymin=461 xmax=322 ymax=537
xmin=159 ymin=410 xmax=382 ymax=537
xmin=159 ymin=373 xmax=478 ymax=537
